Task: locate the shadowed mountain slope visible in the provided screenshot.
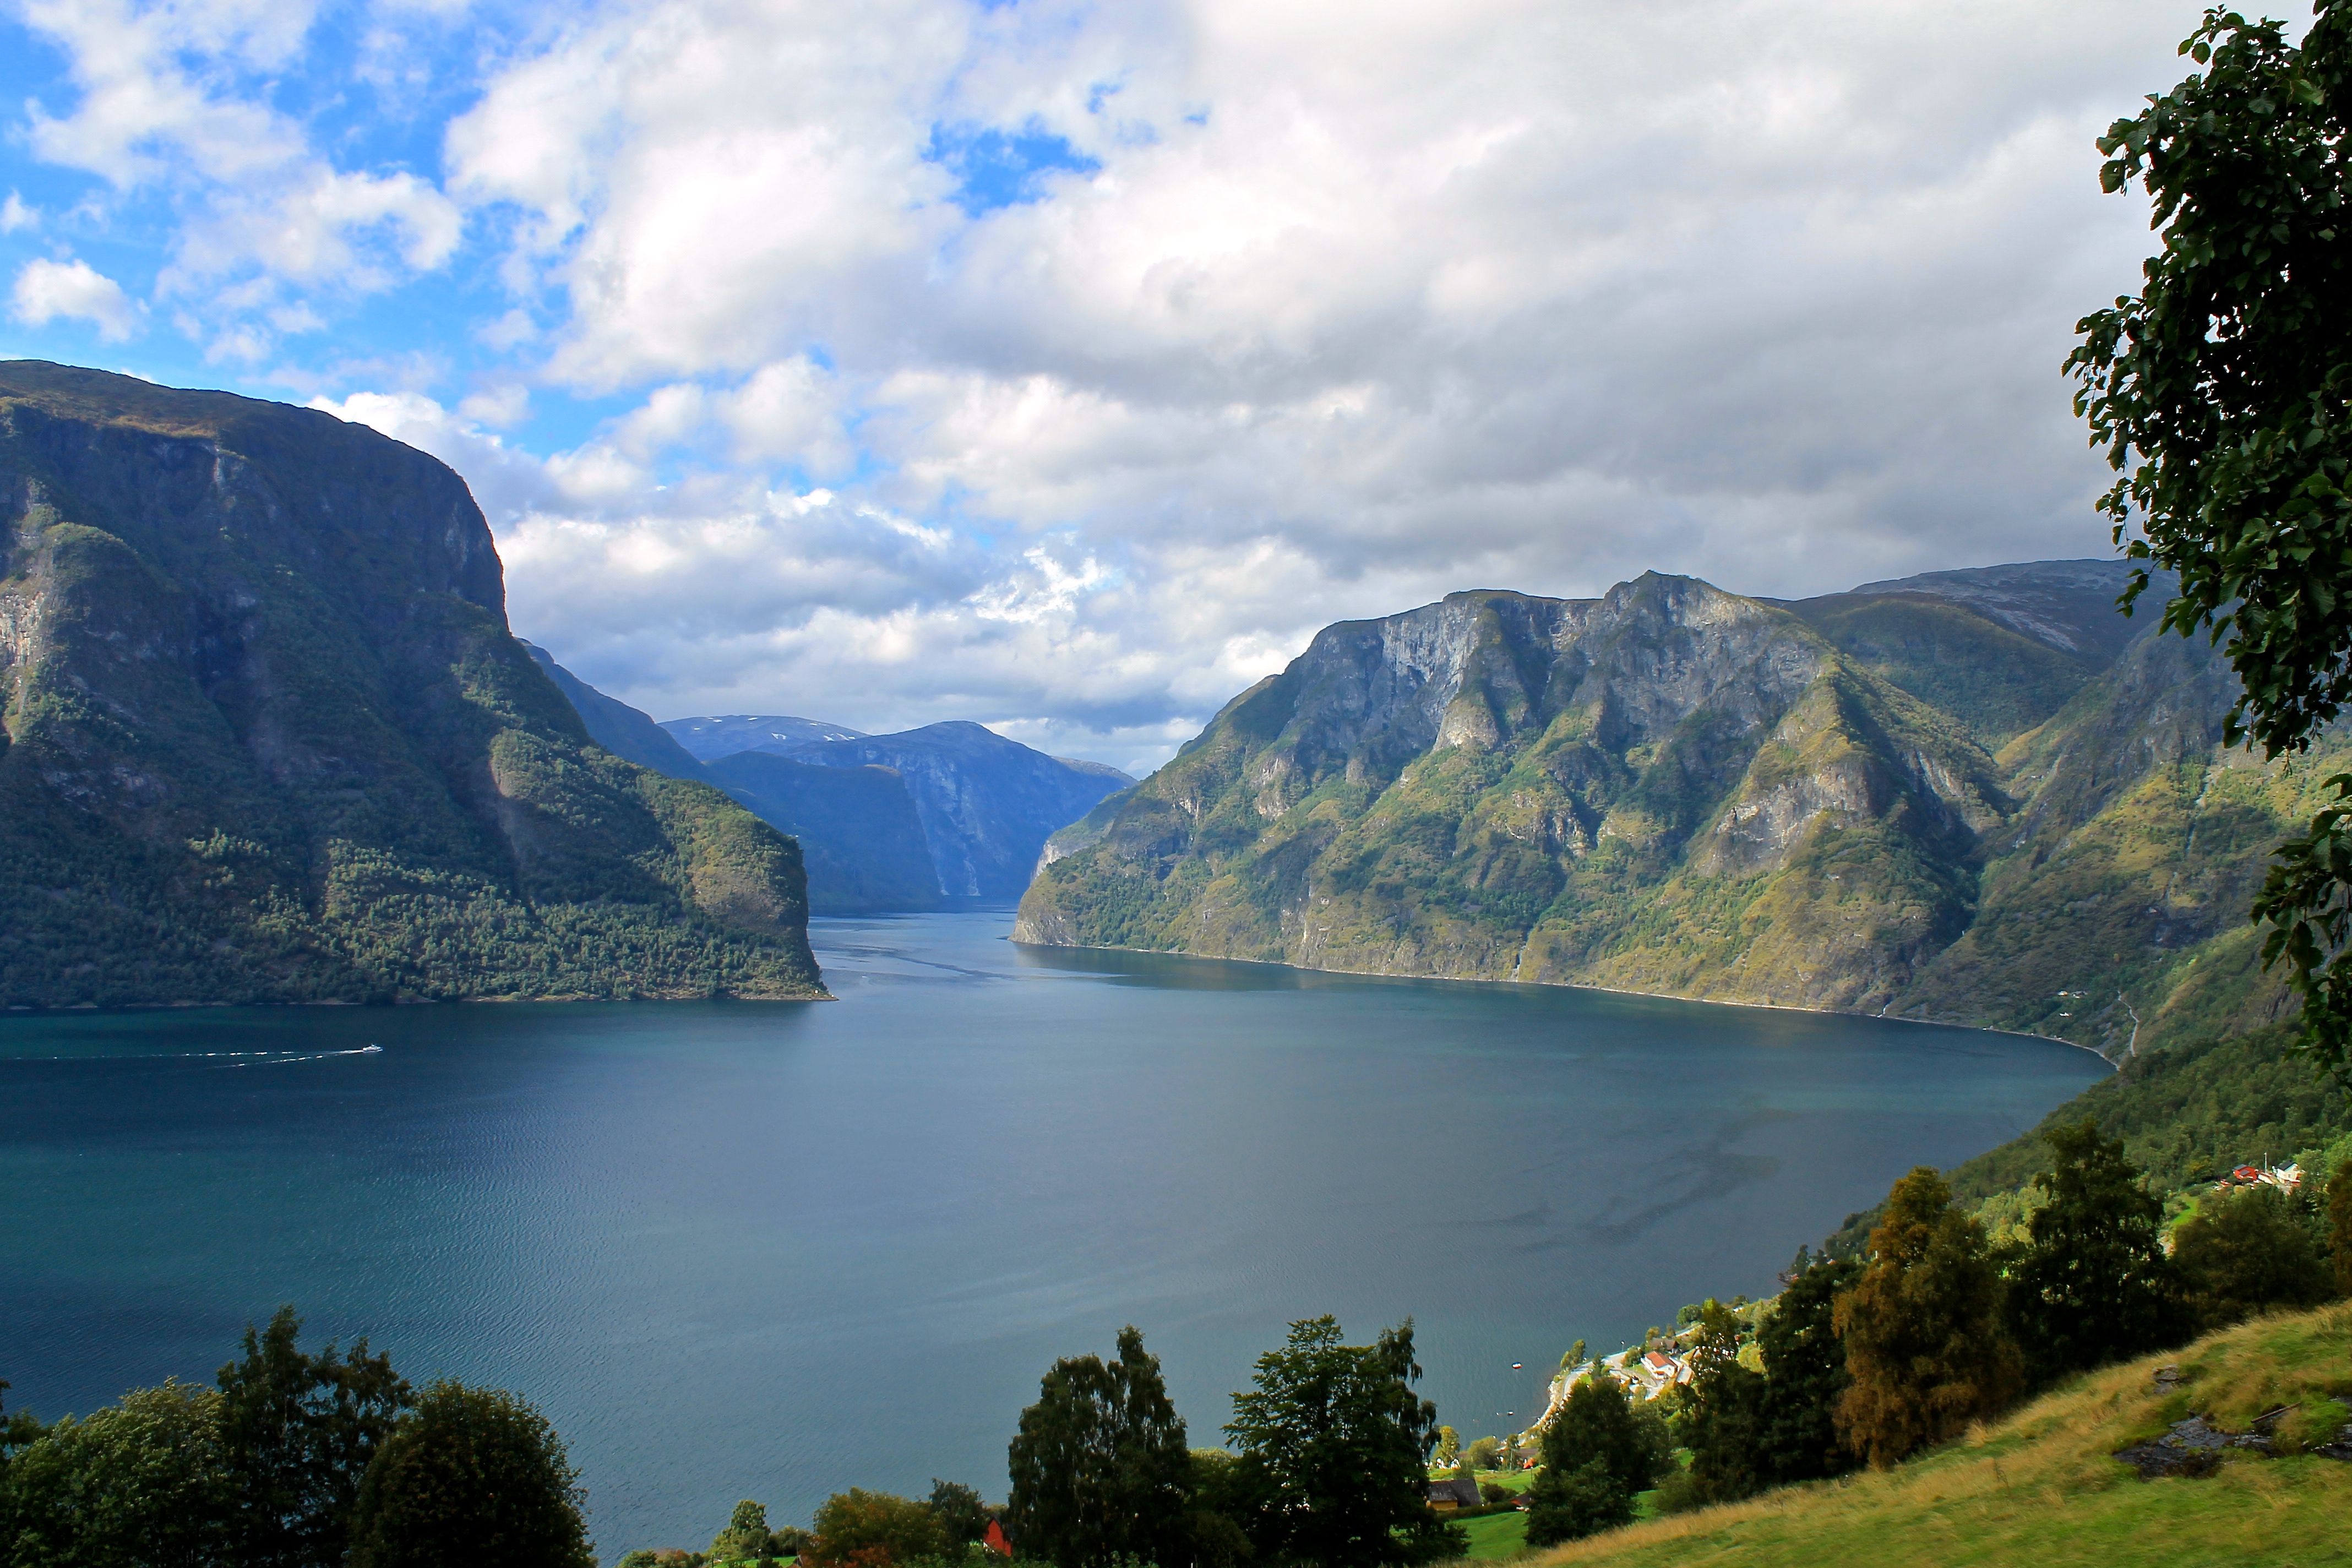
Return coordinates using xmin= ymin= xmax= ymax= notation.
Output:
xmin=0 ymin=361 xmax=823 ymax=1004
xmin=517 ymin=649 xmax=939 ymax=914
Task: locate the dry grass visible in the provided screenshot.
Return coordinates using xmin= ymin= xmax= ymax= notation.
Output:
xmin=1506 ymin=1303 xmax=2352 ymax=1568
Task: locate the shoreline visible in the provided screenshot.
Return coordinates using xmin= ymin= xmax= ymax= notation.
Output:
xmin=1008 ymin=935 xmax=2122 ymax=1071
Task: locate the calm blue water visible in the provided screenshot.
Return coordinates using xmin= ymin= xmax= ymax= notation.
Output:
xmin=0 ymin=910 xmax=2102 ymax=1557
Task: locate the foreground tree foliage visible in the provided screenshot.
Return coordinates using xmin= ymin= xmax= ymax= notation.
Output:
xmin=346 ymin=1381 xmax=594 ymax=1568
xmin=1005 ymin=1325 xmax=1191 ymax=1568
xmin=1653 ymin=1307 xmax=1763 ymax=1512
xmin=1223 ymin=1316 xmax=1456 ymax=1568
xmin=1752 ymin=1256 xmax=1863 ymax=1487
xmin=217 ymin=1305 xmax=415 ymax=1568
xmin=1524 ymin=1368 xmax=1665 ymax=1544
xmin=800 ymin=1489 xmax=951 ymax=1568
xmin=2066 ymin=1 xmax=2352 ymax=1064
xmin=2004 ymin=1122 xmax=2188 ymax=1388
xmin=4 ymin=1380 xmax=230 ymax=1568
xmin=1832 ymin=1168 xmax=2023 ymax=1467
xmin=2171 ymin=1182 xmax=2338 ymax=1329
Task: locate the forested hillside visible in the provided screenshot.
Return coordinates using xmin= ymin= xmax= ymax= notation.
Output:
xmin=0 ymin=362 xmax=824 ymax=1005
xmin=1017 ymin=562 xmax=2335 ymax=1056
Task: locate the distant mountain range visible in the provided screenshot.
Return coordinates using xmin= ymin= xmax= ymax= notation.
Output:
xmin=1018 ymin=560 xmax=2334 ymax=1058
xmin=665 ymin=714 xmax=867 ymax=759
xmin=0 ymin=362 xmax=824 ymax=1006
xmin=518 ymin=658 xmax=1133 ymax=912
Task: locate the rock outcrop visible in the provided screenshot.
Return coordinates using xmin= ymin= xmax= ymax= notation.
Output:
xmin=0 ymin=361 xmax=824 ymax=1005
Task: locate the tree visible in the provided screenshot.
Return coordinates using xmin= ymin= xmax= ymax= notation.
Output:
xmin=2065 ymin=2 xmax=2352 ymax=1065
xmin=4 ymin=1379 xmax=232 ymax=1567
xmin=927 ymin=1480 xmax=993 ymax=1547
xmin=1431 ymin=1426 xmax=1458 ymax=1469
xmin=1752 ymin=1256 xmax=1861 ymax=1487
xmin=1832 ymin=1168 xmax=2023 ymax=1468
xmin=1005 ymin=1325 xmax=1191 ymax=1568
xmin=712 ymin=1500 xmax=775 ymax=1564
xmin=2172 ymin=1183 xmax=2338 ymax=1329
xmin=1668 ymin=1304 xmax=1767 ymax=1509
xmin=2333 ymin=1156 xmax=2352 ymax=1295
xmin=346 ymin=1381 xmax=593 ymax=1568
xmin=1523 ymin=1369 xmax=1662 ymax=1546
xmin=1185 ymin=1450 xmax=1260 ymax=1568
xmin=1223 ymin=1316 xmax=1450 ymax=1568
xmin=1522 ymin=1458 xmax=1625 ymax=1546
xmin=802 ymin=1490 xmax=950 ymax=1568
xmin=216 ymin=1304 xmax=414 ymax=1568
xmin=2004 ymin=1122 xmax=2190 ymax=1387
xmin=1461 ymin=1435 xmax=1501 ymax=1472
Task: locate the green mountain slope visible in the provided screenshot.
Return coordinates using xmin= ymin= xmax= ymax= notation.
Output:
xmin=0 ymin=361 xmax=823 ymax=1005
xmin=1016 ymin=562 xmax=2322 ymax=1055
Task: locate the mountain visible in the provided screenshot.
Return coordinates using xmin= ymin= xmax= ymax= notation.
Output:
xmin=515 ymin=650 xmax=936 ymax=914
xmin=782 ymin=722 xmax=1135 ymax=899
xmin=0 ymin=361 xmax=823 ymax=1005
xmin=665 ymin=714 xmax=865 ymax=760
xmin=1016 ymin=562 xmax=2336 ymax=1057
xmin=701 ymin=750 xmax=941 ymax=912
xmin=520 ymin=640 xmax=707 ymax=776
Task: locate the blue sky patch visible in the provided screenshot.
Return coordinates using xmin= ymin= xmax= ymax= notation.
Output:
xmin=923 ymin=121 xmax=1099 ymax=216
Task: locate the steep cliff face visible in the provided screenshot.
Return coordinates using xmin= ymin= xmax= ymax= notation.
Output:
xmin=1016 ymin=563 xmax=2329 ymax=1054
xmin=1018 ymin=575 xmax=2003 ymax=1014
xmin=0 ymin=361 xmax=823 ymax=1005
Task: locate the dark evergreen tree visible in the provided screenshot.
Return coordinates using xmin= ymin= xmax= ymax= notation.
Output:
xmin=2005 ymin=1121 xmax=2190 ymax=1387
xmin=1523 ymin=1369 xmax=1660 ymax=1545
xmin=1752 ymin=1256 xmax=1861 ymax=1487
xmin=346 ymin=1381 xmax=593 ymax=1568
xmin=1006 ymin=1325 xmax=1192 ymax=1568
xmin=217 ymin=1305 xmax=414 ymax=1568
xmin=1670 ymin=1304 xmax=1767 ymax=1509
xmin=1223 ymin=1316 xmax=1453 ymax=1568
xmin=1833 ymin=1168 xmax=2023 ymax=1468
xmin=2172 ymin=1184 xmax=2338 ymax=1329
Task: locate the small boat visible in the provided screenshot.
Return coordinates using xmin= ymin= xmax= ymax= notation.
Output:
xmin=1510 ymin=1363 xmax=1522 ymax=1369
xmin=360 ymin=1044 xmax=383 ymax=1053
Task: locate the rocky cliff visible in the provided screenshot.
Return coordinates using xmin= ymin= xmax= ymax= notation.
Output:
xmin=0 ymin=361 xmax=823 ymax=1005
xmin=1015 ymin=563 xmax=2334 ymax=1055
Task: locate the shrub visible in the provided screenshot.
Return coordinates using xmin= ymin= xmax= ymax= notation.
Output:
xmin=2173 ymin=1184 xmax=2337 ymax=1329
xmin=802 ymin=1489 xmax=951 ymax=1568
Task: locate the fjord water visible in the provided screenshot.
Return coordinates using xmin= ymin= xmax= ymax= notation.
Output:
xmin=2 ymin=911 xmax=2101 ymax=1554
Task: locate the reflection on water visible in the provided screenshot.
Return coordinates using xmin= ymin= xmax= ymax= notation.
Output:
xmin=0 ymin=908 xmax=2102 ymax=1554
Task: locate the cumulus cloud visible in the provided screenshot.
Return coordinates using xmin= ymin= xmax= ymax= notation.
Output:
xmin=14 ymin=0 xmax=461 ymax=357
xmin=12 ymin=257 xmax=140 ymax=341
xmin=3 ymin=0 xmax=2250 ymax=770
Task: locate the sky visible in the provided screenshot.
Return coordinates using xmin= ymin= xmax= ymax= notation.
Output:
xmin=0 ymin=0 xmax=2262 ymax=774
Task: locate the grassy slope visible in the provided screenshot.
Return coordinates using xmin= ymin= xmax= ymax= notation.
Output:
xmin=1520 ymin=1305 xmax=2352 ymax=1568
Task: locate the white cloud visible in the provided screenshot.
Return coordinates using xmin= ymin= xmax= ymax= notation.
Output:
xmin=3 ymin=0 xmax=2242 ymax=769
xmin=0 ymin=193 xmax=36 ymax=233
xmin=12 ymin=257 xmax=140 ymax=341
xmin=15 ymin=0 xmax=461 ymax=352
